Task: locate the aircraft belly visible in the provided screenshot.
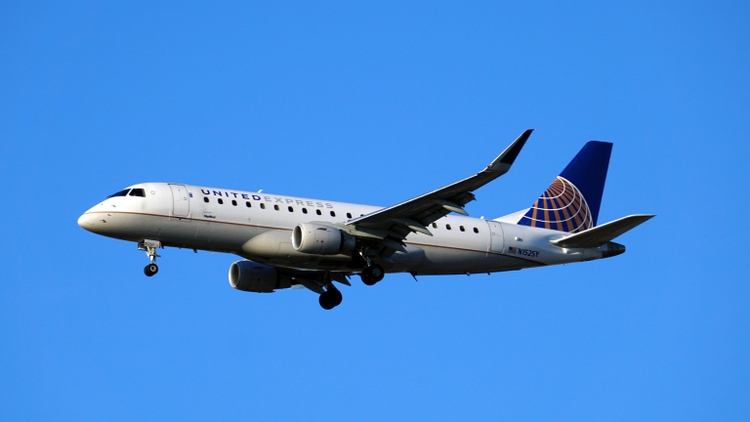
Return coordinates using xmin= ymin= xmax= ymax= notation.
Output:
xmin=407 ymin=244 xmax=541 ymax=274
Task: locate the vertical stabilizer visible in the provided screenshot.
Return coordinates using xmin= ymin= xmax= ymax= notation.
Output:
xmin=517 ymin=141 xmax=612 ymax=232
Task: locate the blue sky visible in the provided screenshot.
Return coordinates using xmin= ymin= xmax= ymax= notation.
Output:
xmin=1 ymin=1 xmax=748 ymax=420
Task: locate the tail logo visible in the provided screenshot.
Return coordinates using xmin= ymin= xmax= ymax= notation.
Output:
xmin=518 ymin=177 xmax=593 ymax=233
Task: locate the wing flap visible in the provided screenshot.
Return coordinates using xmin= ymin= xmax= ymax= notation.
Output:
xmin=550 ymin=214 xmax=655 ymax=248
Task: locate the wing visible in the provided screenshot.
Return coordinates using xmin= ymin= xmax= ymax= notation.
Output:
xmin=346 ymin=129 xmax=533 ymax=256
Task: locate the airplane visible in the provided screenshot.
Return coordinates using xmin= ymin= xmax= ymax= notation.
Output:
xmin=77 ymin=130 xmax=654 ymax=310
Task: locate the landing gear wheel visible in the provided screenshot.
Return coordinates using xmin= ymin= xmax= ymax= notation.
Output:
xmin=144 ymin=263 xmax=159 ymax=277
xmin=361 ymin=264 xmax=384 ymax=286
xmin=318 ymin=288 xmax=343 ymax=310
xmin=139 ymin=240 xmax=162 ymax=277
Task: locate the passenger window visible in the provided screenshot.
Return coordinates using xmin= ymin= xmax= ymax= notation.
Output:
xmin=330 ymin=211 xmax=336 ymax=217
xmin=316 ymin=209 xmax=322 ymax=215
xmin=246 ymin=201 xmax=251 ymax=207
xmin=218 ymin=198 xmax=224 ymax=205
xmin=288 ymin=206 xmax=294 ymax=212
xmin=346 ymin=212 xmax=352 ymax=218
xmin=446 ymin=224 xmax=452 ymax=230
xmin=260 ymin=203 xmax=266 ymax=209
xmin=232 ymin=200 xmax=237 ymax=206
xmin=473 ymin=227 xmax=479 ymax=233
xmin=302 ymin=208 xmax=308 ymax=214
xmin=129 ymin=188 xmax=146 ymax=197
xmin=204 ymin=197 xmax=209 ymax=203
xmin=460 ymin=226 xmax=465 ymax=232
xmin=274 ymin=205 xmax=280 ymax=211
xmin=432 ymin=223 xmax=438 ymax=228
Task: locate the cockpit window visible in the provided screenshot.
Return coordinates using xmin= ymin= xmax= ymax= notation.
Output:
xmin=129 ymin=188 xmax=146 ymax=197
xmin=107 ymin=189 xmax=130 ymax=198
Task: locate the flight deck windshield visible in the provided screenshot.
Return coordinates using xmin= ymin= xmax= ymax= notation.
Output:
xmin=107 ymin=188 xmax=146 ymax=198
xmin=107 ymin=189 xmax=130 ymax=198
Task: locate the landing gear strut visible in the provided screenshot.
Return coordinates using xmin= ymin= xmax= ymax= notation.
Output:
xmin=361 ymin=263 xmax=384 ymax=286
xmin=138 ymin=240 xmax=161 ymax=277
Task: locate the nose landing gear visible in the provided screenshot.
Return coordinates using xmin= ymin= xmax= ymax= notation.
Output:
xmin=138 ymin=240 xmax=162 ymax=277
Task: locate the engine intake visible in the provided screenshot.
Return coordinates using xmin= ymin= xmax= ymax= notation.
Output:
xmin=292 ymin=223 xmax=355 ymax=255
xmin=228 ymin=260 xmax=292 ymax=293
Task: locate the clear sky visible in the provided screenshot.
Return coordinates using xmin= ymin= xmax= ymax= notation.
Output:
xmin=1 ymin=1 xmax=748 ymax=420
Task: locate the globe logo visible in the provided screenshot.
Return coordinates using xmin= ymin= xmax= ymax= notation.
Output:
xmin=518 ymin=177 xmax=593 ymax=233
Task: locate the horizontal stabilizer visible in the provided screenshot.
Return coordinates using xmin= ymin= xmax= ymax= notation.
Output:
xmin=550 ymin=214 xmax=655 ymax=248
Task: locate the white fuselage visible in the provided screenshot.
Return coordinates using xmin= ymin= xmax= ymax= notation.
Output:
xmin=78 ymin=182 xmax=603 ymax=276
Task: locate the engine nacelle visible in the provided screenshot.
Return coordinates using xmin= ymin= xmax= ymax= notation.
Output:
xmin=291 ymin=223 xmax=355 ymax=255
xmin=228 ymin=260 xmax=292 ymax=293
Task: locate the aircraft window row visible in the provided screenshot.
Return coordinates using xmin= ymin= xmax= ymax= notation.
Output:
xmin=200 ymin=196 xmax=353 ymax=219
xmin=199 ymin=195 xmax=479 ymax=232
xmin=432 ymin=222 xmax=480 ymax=234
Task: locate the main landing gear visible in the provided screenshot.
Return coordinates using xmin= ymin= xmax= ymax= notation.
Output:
xmin=138 ymin=240 xmax=162 ymax=277
xmin=318 ymin=272 xmax=343 ymax=310
xmin=319 ymin=285 xmax=343 ymax=310
xmin=360 ymin=263 xmax=384 ymax=286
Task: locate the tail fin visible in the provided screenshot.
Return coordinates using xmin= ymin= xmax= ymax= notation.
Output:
xmin=517 ymin=141 xmax=612 ymax=233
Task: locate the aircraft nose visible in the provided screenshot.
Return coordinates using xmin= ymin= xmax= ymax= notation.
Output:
xmin=77 ymin=212 xmax=96 ymax=230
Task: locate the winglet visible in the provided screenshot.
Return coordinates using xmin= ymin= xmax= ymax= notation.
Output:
xmin=485 ymin=129 xmax=534 ymax=174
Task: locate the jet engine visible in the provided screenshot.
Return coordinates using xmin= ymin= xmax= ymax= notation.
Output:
xmin=228 ymin=260 xmax=293 ymax=293
xmin=291 ymin=223 xmax=355 ymax=255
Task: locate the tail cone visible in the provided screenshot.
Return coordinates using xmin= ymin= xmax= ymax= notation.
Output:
xmin=601 ymin=241 xmax=625 ymax=258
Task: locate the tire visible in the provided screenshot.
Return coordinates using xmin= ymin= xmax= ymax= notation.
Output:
xmin=319 ymin=292 xmax=336 ymax=310
xmin=369 ymin=264 xmax=384 ymax=282
xmin=144 ymin=263 xmax=158 ymax=277
xmin=361 ymin=264 xmax=384 ymax=285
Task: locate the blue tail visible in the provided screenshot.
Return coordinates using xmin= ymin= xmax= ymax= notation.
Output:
xmin=517 ymin=141 xmax=612 ymax=232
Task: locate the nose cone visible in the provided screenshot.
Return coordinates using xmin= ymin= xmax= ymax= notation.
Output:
xmin=77 ymin=212 xmax=97 ymax=231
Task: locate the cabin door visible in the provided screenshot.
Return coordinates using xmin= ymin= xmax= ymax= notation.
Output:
xmin=487 ymin=220 xmax=504 ymax=253
xmin=169 ymin=184 xmax=190 ymax=219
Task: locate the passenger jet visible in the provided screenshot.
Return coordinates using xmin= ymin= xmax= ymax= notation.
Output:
xmin=78 ymin=130 xmax=653 ymax=309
